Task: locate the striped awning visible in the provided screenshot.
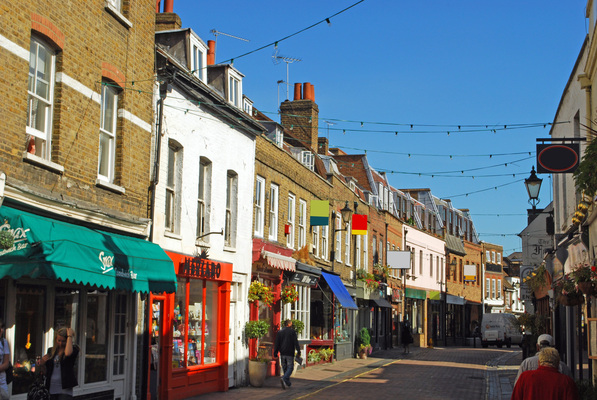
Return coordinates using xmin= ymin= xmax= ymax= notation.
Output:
xmin=261 ymin=250 xmax=296 ymax=271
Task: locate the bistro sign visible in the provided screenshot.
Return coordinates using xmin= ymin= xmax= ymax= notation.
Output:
xmin=180 ymin=257 xmax=222 ymax=279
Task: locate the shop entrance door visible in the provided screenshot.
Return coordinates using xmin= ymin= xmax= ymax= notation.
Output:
xmin=149 ymin=298 xmax=164 ymax=400
xmin=228 ymin=300 xmax=236 ymax=386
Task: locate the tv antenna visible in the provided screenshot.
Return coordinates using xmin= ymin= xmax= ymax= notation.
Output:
xmin=272 ymin=48 xmax=302 ymax=100
xmin=210 ymin=29 xmax=250 ymax=63
xmin=324 ymin=121 xmax=336 ymax=140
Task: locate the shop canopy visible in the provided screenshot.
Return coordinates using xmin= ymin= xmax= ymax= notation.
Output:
xmin=321 ymin=271 xmax=358 ymax=309
xmin=0 ymin=206 xmax=177 ymax=293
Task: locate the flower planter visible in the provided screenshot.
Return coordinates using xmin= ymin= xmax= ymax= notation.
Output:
xmin=558 ymin=293 xmax=585 ymax=307
xmin=578 ymin=282 xmax=595 ymax=296
xmin=248 ymin=360 xmax=267 ymax=387
xmin=358 ymin=351 xmax=367 ymax=360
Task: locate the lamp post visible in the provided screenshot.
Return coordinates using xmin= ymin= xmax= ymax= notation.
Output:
xmin=330 ymin=201 xmax=354 ymax=273
xmin=524 ymin=166 xmax=543 ymax=223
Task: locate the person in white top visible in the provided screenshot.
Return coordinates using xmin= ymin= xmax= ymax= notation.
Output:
xmin=515 ymin=333 xmax=573 ymax=385
xmin=0 ymin=320 xmax=10 ymax=400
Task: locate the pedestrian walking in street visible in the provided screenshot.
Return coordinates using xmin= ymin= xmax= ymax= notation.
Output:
xmin=0 ymin=320 xmax=10 ymax=400
xmin=273 ymin=319 xmax=300 ymax=390
xmin=511 ymin=347 xmax=578 ymax=400
xmin=514 ymin=334 xmax=572 ymax=385
xmin=401 ymin=322 xmax=413 ymax=354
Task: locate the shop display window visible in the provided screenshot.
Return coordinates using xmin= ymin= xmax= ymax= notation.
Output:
xmin=12 ymin=285 xmax=46 ymax=395
xmin=334 ymin=307 xmax=351 ymax=343
xmin=283 ymin=284 xmax=310 ymax=341
xmin=84 ymin=290 xmax=109 ymax=383
xmin=310 ymin=288 xmax=332 ymax=341
xmin=173 ymin=278 xmax=220 ymax=368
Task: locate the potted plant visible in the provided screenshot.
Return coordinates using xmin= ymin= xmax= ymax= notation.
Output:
xmin=291 ymin=319 xmax=304 ymax=336
xmin=357 ymin=327 xmax=372 ymax=359
xmin=281 ymin=284 xmax=299 ymax=304
xmin=248 ymin=281 xmax=274 ymax=307
xmin=245 ymin=320 xmax=270 ymax=387
xmin=0 ymin=230 xmax=14 ymax=250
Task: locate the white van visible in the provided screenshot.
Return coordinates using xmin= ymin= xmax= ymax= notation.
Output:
xmin=481 ymin=313 xmax=522 ymax=348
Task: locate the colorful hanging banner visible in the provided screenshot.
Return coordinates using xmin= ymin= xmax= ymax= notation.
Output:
xmin=351 ymin=214 xmax=367 ymax=235
xmin=310 ymin=200 xmax=329 ymax=226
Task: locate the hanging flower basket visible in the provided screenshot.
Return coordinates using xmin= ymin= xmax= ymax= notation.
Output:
xmin=281 ymin=284 xmax=299 ymax=304
xmin=0 ymin=230 xmax=14 ymax=250
xmin=248 ymin=281 xmax=274 ymax=307
xmin=558 ymin=293 xmax=585 ymax=307
xmin=577 ymin=281 xmax=595 ymax=296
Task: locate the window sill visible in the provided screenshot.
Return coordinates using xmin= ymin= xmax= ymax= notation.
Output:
xmin=223 ymin=245 xmax=236 ymax=253
xmin=104 ymin=2 xmax=133 ymax=29
xmin=22 ymin=152 xmax=64 ymax=174
xmin=195 ymin=239 xmax=211 ymax=248
xmin=165 ymin=231 xmax=182 ymax=240
xmin=95 ymin=179 xmax=125 ymax=194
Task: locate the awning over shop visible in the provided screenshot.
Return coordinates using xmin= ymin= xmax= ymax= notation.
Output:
xmin=429 ymin=291 xmax=441 ymax=300
xmin=370 ymin=298 xmax=392 ymax=308
xmin=0 ymin=206 xmax=177 ymax=293
xmin=321 ymin=271 xmax=358 ymax=309
xmin=447 ymin=294 xmax=466 ymax=305
xmin=261 ymin=250 xmax=296 ymax=271
xmin=405 ymin=288 xmax=426 ymax=300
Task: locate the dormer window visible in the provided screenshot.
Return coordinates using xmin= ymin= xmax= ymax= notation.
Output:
xmin=301 ymin=151 xmax=314 ymax=171
xmin=243 ymin=96 xmax=253 ymax=115
xmin=189 ymin=34 xmax=207 ymax=82
xmin=227 ymin=69 xmax=243 ymax=108
xmin=349 ymin=181 xmax=356 ymax=192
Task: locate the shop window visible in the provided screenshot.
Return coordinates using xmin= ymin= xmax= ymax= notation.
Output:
xmin=13 ymin=285 xmax=46 ymax=395
xmin=283 ymin=285 xmax=310 ymax=341
xmin=113 ymin=293 xmax=127 ymax=376
xmin=54 ymin=287 xmax=80 ymax=331
xmin=174 ymin=278 xmax=220 ymax=368
xmin=334 ymin=307 xmax=352 ymax=344
xmin=85 ymin=290 xmax=109 ymax=383
xmin=310 ymin=288 xmax=333 ymax=341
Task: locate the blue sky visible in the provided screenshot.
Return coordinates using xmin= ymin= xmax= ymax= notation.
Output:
xmin=174 ymin=0 xmax=588 ymax=255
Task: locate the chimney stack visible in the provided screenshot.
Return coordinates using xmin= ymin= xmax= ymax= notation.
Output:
xmin=207 ymin=40 xmax=216 ymax=65
xmin=280 ymin=81 xmax=319 ymax=152
xmin=155 ymin=0 xmax=181 ymax=31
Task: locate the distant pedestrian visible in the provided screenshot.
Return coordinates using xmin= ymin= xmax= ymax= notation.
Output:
xmin=511 ymin=347 xmax=578 ymax=400
xmin=401 ymin=322 xmax=413 ymax=354
xmin=273 ymin=320 xmax=300 ymax=390
xmin=514 ymin=334 xmax=572 ymax=385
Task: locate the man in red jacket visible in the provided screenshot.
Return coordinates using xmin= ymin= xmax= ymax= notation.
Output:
xmin=511 ymin=347 xmax=578 ymax=400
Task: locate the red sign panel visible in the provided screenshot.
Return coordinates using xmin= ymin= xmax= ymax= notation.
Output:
xmin=166 ymin=251 xmax=233 ymax=282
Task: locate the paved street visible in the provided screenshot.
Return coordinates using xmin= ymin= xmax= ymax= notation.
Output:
xmin=192 ymin=346 xmax=522 ymax=400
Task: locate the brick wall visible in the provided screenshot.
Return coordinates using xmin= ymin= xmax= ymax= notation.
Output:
xmin=0 ymin=0 xmax=156 ymax=221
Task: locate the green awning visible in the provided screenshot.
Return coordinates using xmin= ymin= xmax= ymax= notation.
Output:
xmin=405 ymin=288 xmax=426 ymax=299
xmin=0 ymin=206 xmax=176 ymax=293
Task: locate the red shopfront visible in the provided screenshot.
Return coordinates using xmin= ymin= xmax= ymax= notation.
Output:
xmin=148 ymin=251 xmax=232 ymax=399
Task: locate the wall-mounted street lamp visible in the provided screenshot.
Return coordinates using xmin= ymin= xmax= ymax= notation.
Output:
xmin=330 ymin=201 xmax=354 ymax=273
xmin=524 ymin=166 xmax=543 ymax=211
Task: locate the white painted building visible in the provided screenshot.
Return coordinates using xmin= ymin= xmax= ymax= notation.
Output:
xmin=149 ymin=27 xmax=265 ymax=397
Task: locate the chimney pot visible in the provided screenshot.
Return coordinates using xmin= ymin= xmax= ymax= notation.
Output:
xmin=294 ymin=83 xmax=302 ymax=100
xmin=164 ymin=0 xmax=174 ymax=13
xmin=207 ymin=40 xmax=216 ymax=65
xmin=310 ymin=84 xmax=315 ymax=102
xmin=303 ymin=82 xmax=312 ymax=101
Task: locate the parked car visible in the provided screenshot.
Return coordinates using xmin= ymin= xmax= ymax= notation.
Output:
xmin=480 ymin=313 xmax=522 ymax=348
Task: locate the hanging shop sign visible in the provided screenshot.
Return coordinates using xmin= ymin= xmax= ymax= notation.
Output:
xmin=536 ymin=142 xmax=581 ymax=174
xmin=167 ymin=251 xmax=232 ymax=282
xmin=289 ymin=272 xmax=319 ymax=286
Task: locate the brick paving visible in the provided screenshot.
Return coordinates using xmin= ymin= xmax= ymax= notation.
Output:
xmin=190 ymin=346 xmax=522 ymax=400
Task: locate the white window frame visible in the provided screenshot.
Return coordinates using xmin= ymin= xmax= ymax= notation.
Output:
xmin=106 ymin=0 xmax=122 ymax=11
xmin=491 ymin=251 xmax=496 ymax=263
xmin=283 ymin=285 xmax=310 ymax=341
xmin=344 ymin=221 xmax=351 ymax=266
xmin=321 ymin=226 xmax=329 ymax=261
xmin=486 ymin=250 xmax=491 ymax=262
xmin=228 ymin=70 xmax=242 ymax=108
xmin=190 ymin=34 xmax=207 ymax=82
xmin=492 ymin=279 xmax=496 ymax=299
xmin=301 ymin=151 xmax=314 ymax=171
xmin=224 ymin=170 xmax=238 ymax=247
xmin=254 ymin=176 xmax=265 ymax=237
xmin=363 ymin=233 xmax=368 ymax=270
xmin=497 ymin=253 xmax=502 ymax=265
xmin=98 ymin=82 xmax=119 ymax=183
xmin=335 ymin=214 xmax=342 ymax=263
xmin=268 ymin=184 xmax=279 ymax=241
xmin=27 ymin=36 xmax=56 ymax=160
xmin=196 ymin=158 xmax=211 ymax=241
xmin=165 ymin=142 xmax=182 ymax=233
xmin=312 ymin=226 xmax=319 ymax=257
xmin=287 ymin=194 xmax=296 ymax=249
xmin=497 ymin=280 xmax=502 ymax=299
xmin=298 ymin=199 xmax=307 ymax=249
xmin=486 ymin=278 xmax=490 ymax=298
xmin=355 ymin=234 xmax=361 ymax=269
